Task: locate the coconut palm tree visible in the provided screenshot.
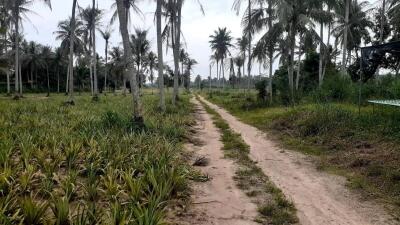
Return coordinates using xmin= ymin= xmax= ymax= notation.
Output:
xmin=67 ymin=0 xmax=78 ymax=104
xmin=116 ymin=0 xmax=143 ymax=124
xmin=131 ymin=29 xmax=150 ymax=88
xmin=233 ymin=0 xmax=253 ymax=91
xmin=147 ymin=51 xmax=157 ymax=93
xmin=100 ymin=26 xmax=112 ymax=94
xmin=54 ymin=17 xmax=84 ymax=95
xmin=40 ymin=45 xmax=53 ymax=97
xmin=209 ymin=27 xmax=233 ymax=89
xmin=91 ymin=0 xmax=99 ymax=100
xmin=236 ymin=36 xmax=248 ymax=89
xmin=109 ymin=46 xmax=125 ymax=93
xmin=156 ymin=0 xmax=165 ymax=111
xmin=162 ymin=0 xmax=204 ymax=105
xmin=53 ymin=47 xmax=65 ymax=93
xmin=275 ymin=0 xmax=319 ymax=102
xmin=234 ymin=56 xmax=244 ymax=87
xmin=332 ymin=1 xmax=373 ymax=66
xmin=79 ymin=5 xmax=102 ymax=99
xmin=11 ymin=0 xmax=52 ymax=99
xmin=183 ymin=56 xmax=197 ymax=90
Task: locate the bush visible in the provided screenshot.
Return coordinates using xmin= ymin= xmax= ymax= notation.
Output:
xmin=313 ymin=75 xmax=355 ymax=102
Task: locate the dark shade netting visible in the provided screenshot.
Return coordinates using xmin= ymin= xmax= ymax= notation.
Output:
xmin=361 ymin=41 xmax=400 ymax=77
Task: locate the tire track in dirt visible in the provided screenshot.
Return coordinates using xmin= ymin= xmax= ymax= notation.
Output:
xmin=199 ymin=95 xmax=397 ymax=225
xmin=179 ymin=98 xmax=259 ymax=225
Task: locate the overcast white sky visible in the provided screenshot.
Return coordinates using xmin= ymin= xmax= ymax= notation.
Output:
xmin=24 ymin=0 xmax=379 ymax=80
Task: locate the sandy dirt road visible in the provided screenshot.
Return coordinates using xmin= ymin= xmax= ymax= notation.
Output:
xmin=199 ymin=96 xmax=397 ymax=225
xmin=179 ymin=98 xmax=259 ymax=225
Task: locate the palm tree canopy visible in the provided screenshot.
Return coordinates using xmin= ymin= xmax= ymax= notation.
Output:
xmin=209 ymin=27 xmax=234 ymax=62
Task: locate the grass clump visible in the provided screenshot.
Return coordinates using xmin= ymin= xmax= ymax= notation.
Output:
xmin=197 ymin=96 xmax=298 ymax=225
xmin=0 ymin=93 xmax=194 ymax=224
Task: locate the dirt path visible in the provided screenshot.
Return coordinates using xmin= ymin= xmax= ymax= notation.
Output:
xmin=180 ymin=98 xmax=259 ymax=225
xmin=199 ymin=96 xmax=397 ymax=225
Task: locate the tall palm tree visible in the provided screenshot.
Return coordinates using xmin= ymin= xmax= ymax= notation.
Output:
xmin=109 ymin=46 xmax=125 ymax=93
xmin=116 ymin=0 xmax=143 ymax=123
xmin=209 ymin=27 xmax=233 ymax=89
xmin=54 ymin=17 xmax=84 ymax=95
xmin=91 ymin=0 xmax=99 ymax=100
xmin=183 ymin=57 xmax=197 ymax=90
xmin=236 ymin=36 xmax=248 ymax=89
xmin=275 ymin=0 xmax=319 ymax=102
xmin=67 ymin=0 xmax=78 ymax=104
xmin=100 ymin=26 xmax=112 ymax=94
xmin=12 ymin=0 xmax=52 ymax=99
xmin=40 ymin=45 xmax=53 ymax=97
xmin=147 ymin=51 xmax=157 ymax=93
xmin=156 ymin=0 xmax=165 ymax=111
xmin=332 ymin=1 xmax=373 ymax=66
xmin=234 ymin=56 xmax=244 ymax=86
xmin=233 ymin=0 xmax=252 ymax=91
xmin=131 ymin=29 xmax=150 ymax=88
xmin=162 ymin=0 xmax=204 ymax=105
xmin=79 ymin=5 xmax=102 ymax=99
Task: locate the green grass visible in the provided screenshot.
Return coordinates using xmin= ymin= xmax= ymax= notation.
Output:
xmin=0 ymin=93 xmax=194 ymax=224
xmin=197 ymin=96 xmax=298 ymax=225
xmin=202 ymin=90 xmax=400 ymax=218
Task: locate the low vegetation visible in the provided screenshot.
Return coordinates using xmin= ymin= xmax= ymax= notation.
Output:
xmin=198 ymin=96 xmax=298 ymax=225
xmin=203 ymin=89 xmax=400 ymax=218
xmin=0 ymin=93 xmax=194 ymax=224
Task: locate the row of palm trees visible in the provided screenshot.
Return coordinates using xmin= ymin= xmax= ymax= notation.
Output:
xmin=1 ymin=0 xmax=200 ymax=123
xmin=209 ymin=0 xmax=400 ymax=102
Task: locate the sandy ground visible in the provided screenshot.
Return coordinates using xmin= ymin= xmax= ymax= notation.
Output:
xmin=179 ymin=98 xmax=259 ymax=225
xmin=199 ymin=96 xmax=398 ymax=225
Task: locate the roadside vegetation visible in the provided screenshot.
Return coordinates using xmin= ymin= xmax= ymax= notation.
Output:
xmin=0 ymin=93 xmax=194 ymax=224
xmin=202 ymin=80 xmax=400 ymax=217
xmin=198 ymin=96 xmax=298 ymax=225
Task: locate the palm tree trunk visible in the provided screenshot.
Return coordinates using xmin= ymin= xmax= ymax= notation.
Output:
xmin=116 ymin=0 xmax=143 ymax=122
xmin=66 ymin=66 xmax=69 ymax=94
xmin=6 ymin=71 xmax=10 ymax=95
xmin=156 ymin=0 xmax=165 ymax=112
xmin=341 ymin=0 xmax=350 ymax=74
xmin=268 ymin=53 xmax=273 ymax=102
xmin=380 ymin=0 xmax=386 ymax=44
xmin=319 ymin=23 xmax=324 ymax=87
xmin=19 ymin=62 xmax=22 ymax=96
xmin=222 ymin=59 xmax=226 ymax=89
xmin=68 ymin=0 xmax=78 ymax=103
xmin=247 ymin=0 xmax=252 ymax=92
xmin=57 ymin=67 xmax=60 ymax=93
xmin=46 ymin=65 xmax=50 ymax=97
xmin=296 ymin=50 xmax=301 ymax=91
xmin=172 ymin=0 xmax=182 ymax=105
xmin=323 ymin=21 xmax=332 ymax=80
xmin=104 ymin=40 xmax=108 ymax=94
xmin=14 ymin=4 xmax=20 ymax=98
xmin=216 ymin=60 xmax=219 ymax=88
xmin=92 ymin=0 xmax=99 ymax=100
xmin=288 ymin=22 xmax=296 ymax=103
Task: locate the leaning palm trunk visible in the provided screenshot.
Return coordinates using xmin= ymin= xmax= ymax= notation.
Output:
xmin=116 ymin=0 xmax=143 ymax=123
xmin=172 ymin=0 xmax=183 ymax=105
xmin=68 ymin=0 xmax=78 ymax=103
xmin=341 ymin=0 xmax=350 ymax=74
xmin=92 ymin=0 xmax=99 ymax=100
